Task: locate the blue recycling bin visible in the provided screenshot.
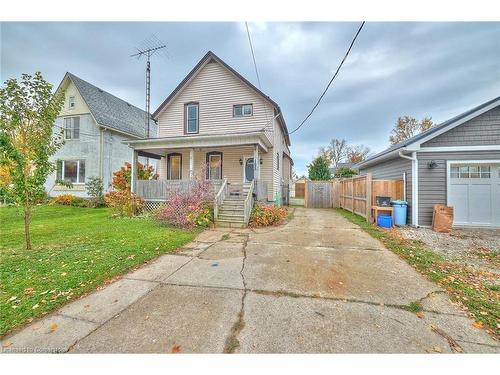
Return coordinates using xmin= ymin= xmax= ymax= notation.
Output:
xmin=392 ymin=200 xmax=408 ymax=226
xmin=377 ymin=214 xmax=392 ymax=228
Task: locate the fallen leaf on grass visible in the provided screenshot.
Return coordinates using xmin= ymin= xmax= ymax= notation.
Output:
xmin=24 ymin=288 xmax=34 ymax=295
xmin=472 ymin=321 xmax=484 ymax=329
xmin=171 ymin=344 xmax=181 ymax=353
xmin=32 ymin=304 xmax=39 ymax=310
xmin=48 ymin=323 xmax=58 ymax=333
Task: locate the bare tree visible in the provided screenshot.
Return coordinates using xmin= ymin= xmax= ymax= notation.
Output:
xmin=346 ymin=144 xmax=371 ymax=164
xmin=389 ymin=116 xmax=433 ymax=145
xmin=319 ymin=138 xmax=349 ymax=167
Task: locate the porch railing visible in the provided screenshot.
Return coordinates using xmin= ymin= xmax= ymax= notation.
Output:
xmin=213 ymin=178 xmax=228 ymax=220
xmin=243 ymin=179 xmax=255 ymax=225
xmin=136 ymin=179 xmax=223 ymax=201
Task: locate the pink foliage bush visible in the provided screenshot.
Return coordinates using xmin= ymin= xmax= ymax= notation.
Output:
xmin=155 ymin=166 xmax=213 ymax=228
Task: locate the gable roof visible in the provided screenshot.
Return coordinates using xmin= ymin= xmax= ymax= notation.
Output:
xmin=152 ymin=51 xmax=291 ymax=146
xmin=357 ymin=95 xmax=500 ymax=169
xmin=59 ymin=72 xmax=153 ymax=138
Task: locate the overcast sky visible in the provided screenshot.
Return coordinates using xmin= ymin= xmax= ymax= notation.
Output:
xmin=1 ymin=22 xmax=499 ymax=175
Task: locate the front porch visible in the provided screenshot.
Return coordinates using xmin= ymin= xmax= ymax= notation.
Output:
xmin=126 ymin=133 xmax=274 ymax=225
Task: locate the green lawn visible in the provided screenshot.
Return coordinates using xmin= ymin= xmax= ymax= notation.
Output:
xmin=0 ymin=205 xmax=198 ymax=337
xmin=336 ymin=208 xmax=499 ymax=338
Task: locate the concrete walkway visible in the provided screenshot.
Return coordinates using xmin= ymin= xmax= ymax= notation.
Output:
xmin=2 ymin=208 xmax=499 ymax=353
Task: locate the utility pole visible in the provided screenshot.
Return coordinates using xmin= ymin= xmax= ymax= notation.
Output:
xmin=131 ymin=44 xmax=166 ymax=138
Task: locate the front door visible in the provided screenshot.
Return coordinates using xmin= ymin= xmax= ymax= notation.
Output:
xmin=244 ymin=157 xmax=254 ymax=183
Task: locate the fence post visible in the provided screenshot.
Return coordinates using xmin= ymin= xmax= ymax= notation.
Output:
xmin=304 ymin=181 xmax=308 ymax=208
xmin=351 ymin=177 xmax=354 ymax=214
xmin=366 ymin=173 xmax=372 ymax=222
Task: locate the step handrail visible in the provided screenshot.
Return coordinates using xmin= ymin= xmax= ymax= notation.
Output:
xmin=243 ymin=179 xmax=255 ymax=225
xmin=214 ymin=178 xmax=228 ymax=220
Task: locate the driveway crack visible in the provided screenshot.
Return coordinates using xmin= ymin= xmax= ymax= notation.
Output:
xmin=223 ymin=233 xmax=249 ymax=353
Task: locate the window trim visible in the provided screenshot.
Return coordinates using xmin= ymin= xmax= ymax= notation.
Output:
xmin=233 ymin=104 xmax=253 ymax=117
xmin=64 ymin=116 xmax=80 ymax=140
xmin=58 ymin=159 xmax=86 ymax=184
xmin=206 ymin=151 xmax=223 ymax=180
xmin=166 ymin=152 xmax=183 ymax=180
xmin=184 ymin=102 xmax=199 ymax=134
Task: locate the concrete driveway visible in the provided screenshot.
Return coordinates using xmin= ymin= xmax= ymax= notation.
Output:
xmin=2 ymin=208 xmax=499 ymax=353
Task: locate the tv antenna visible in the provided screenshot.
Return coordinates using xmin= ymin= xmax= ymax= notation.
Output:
xmin=131 ymin=36 xmax=167 ymax=137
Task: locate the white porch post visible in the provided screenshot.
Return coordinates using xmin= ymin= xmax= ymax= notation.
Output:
xmin=130 ymin=149 xmax=138 ymax=193
xmin=253 ymin=144 xmax=260 ymax=180
xmin=189 ymin=148 xmax=194 ymax=179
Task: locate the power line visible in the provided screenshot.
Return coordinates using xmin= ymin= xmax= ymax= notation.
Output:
xmin=245 ymin=22 xmax=262 ymax=90
xmin=289 ymin=21 xmax=365 ymax=135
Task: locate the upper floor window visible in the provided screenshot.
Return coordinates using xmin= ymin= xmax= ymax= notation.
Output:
xmin=64 ymin=117 xmax=80 ymax=140
xmin=233 ymin=104 xmax=253 ymax=117
xmin=69 ymin=96 xmax=75 ymax=109
xmin=185 ymin=102 xmax=199 ymax=134
xmin=276 ymin=152 xmax=280 ymax=171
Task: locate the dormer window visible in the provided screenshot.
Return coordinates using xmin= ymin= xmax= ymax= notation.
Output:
xmin=233 ymin=104 xmax=253 ymax=117
xmin=69 ymin=96 xmax=75 ymax=109
xmin=185 ymin=102 xmax=199 ymax=134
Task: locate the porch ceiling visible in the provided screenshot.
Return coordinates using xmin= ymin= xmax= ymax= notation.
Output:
xmin=124 ymin=131 xmax=271 ymax=155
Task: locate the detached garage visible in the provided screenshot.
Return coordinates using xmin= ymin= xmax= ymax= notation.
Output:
xmin=357 ymin=96 xmax=500 ymax=228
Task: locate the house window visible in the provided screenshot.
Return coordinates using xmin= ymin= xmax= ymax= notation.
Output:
xmin=206 ymin=152 xmax=223 ymax=180
xmin=185 ymin=103 xmax=199 ymax=134
xmin=64 ymin=117 xmax=80 ymax=140
xmin=233 ymin=104 xmax=253 ymax=117
xmin=57 ymin=160 xmax=85 ymax=184
xmin=167 ymin=153 xmax=182 ymax=180
xmin=276 ymin=152 xmax=280 ymax=171
xmin=69 ymin=96 xmax=75 ymax=109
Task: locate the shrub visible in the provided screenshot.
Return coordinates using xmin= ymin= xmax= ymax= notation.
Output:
xmin=105 ymin=191 xmax=144 ymax=217
xmin=85 ymin=176 xmax=105 ymax=207
xmin=154 ymin=167 xmax=213 ymax=228
xmin=249 ymin=204 xmax=288 ymax=227
xmin=50 ymin=194 xmax=87 ymax=207
xmin=112 ymin=161 xmax=158 ymax=191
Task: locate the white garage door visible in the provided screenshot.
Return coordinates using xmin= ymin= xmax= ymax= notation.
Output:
xmin=448 ymin=162 xmax=500 ymax=227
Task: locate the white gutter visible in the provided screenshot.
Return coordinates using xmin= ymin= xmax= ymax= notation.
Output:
xmin=398 ymin=151 xmax=418 ymax=227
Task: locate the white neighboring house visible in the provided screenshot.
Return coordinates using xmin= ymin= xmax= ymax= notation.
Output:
xmin=45 ymin=72 xmax=157 ymax=197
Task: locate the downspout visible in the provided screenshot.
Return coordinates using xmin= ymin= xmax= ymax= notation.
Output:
xmin=99 ymin=128 xmax=105 ymax=181
xmin=398 ymin=151 xmax=418 ymax=227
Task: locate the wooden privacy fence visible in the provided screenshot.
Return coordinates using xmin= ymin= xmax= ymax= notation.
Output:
xmin=294 ymin=182 xmax=305 ymax=198
xmin=305 ymin=181 xmax=333 ymax=208
xmin=304 ymin=174 xmax=404 ymax=222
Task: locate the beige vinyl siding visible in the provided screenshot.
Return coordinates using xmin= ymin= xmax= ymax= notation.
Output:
xmin=60 ymin=79 xmax=90 ymax=117
xmin=157 ymin=60 xmax=275 ymax=141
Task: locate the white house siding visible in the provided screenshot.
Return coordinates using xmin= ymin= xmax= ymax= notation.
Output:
xmin=156 ymin=60 xmax=275 ymax=142
xmin=45 ymin=114 xmax=100 ymax=197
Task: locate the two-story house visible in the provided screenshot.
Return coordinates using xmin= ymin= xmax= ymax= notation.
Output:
xmin=45 ymin=72 xmax=157 ymax=197
xmin=126 ymin=51 xmax=293 ymax=226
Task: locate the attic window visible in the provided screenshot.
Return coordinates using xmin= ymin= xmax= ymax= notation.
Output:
xmin=233 ymin=104 xmax=253 ymax=117
xmin=69 ymin=96 xmax=75 ymax=109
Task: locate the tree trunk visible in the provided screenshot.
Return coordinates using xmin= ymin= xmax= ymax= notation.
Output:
xmin=24 ymin=205 xmax=32 ymax=250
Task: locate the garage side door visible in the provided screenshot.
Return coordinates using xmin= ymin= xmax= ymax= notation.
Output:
xmin=448 ymin=162 xmax=500 ymax=227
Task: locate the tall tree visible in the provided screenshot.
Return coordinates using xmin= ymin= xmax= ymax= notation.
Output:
xmin=319 ymin=138 xmax=349 ymax=167
xmin=307 ymin=156 xmax=332 ymax=181
xmin=0 ymin=72 xmax=65 ymax=249
xmin=389 ymin=116 xmax=433 ymax=145
xmin=346 ymin=144 xmax=371 ymax=164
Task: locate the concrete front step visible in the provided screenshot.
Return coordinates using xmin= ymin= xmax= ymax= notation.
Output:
xmin=214 ymin=220 xmax=246 ymax=228
xmin=218 ymin=215 xmax=245 ymax=222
